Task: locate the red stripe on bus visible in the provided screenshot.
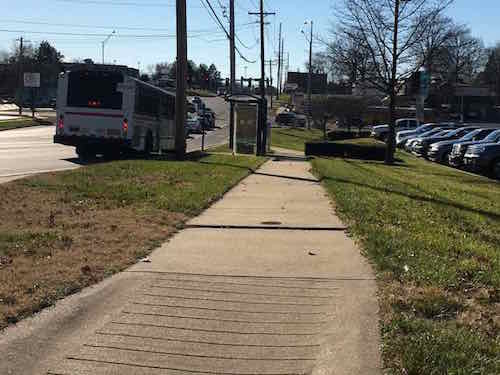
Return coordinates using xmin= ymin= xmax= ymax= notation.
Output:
xmin=66 ymin=112 xmax=124 ymax=118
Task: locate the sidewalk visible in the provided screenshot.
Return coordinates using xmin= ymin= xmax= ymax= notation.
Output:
xmin=1 ymin=155 xmax=381 ymax=375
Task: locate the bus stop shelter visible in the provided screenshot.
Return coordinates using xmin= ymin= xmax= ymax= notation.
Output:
xmin=226 ymin=94 xmax=268 ymax=156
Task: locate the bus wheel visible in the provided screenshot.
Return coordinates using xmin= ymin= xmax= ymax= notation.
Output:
xmin=144 ymin=132 xmax=153 ymax=157
xmin=76 ymin=146 xmax=94 ymax=162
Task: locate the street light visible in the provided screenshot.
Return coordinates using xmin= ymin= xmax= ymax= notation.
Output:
xmin=101 ymin=30 xmax=116 ymax=65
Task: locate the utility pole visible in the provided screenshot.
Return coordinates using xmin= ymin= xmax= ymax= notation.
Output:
xmin=175 ymin=0 xmax=187 ymax=160
xmin=229 ymin=0 xmax=236 ymax=149
xmin=280 ymin=38 xmax=284 ymax=95
xmin=268 ymin=59 xmax=273 ymax=109
xmin=249 ymin=2 xmax=275 ymax=155
xmin=17 ymin=37 xmax=24 ymax=115
xmin=306 ymin=21 xmax=313 ymax=130
xmin=276 ymin=22 xmax=282 ymax=100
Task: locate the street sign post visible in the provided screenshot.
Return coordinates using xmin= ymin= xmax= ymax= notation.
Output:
xmin=23 ymin=73 xmax=40 ymax=118
xmin=416 ymin=68 xmax=429 ymax=125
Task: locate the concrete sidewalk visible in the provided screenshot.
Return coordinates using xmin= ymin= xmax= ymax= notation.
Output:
xmin=1 ymin=155 xmax=381 ymax=375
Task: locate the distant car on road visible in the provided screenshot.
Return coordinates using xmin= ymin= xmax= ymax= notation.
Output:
xmin=275 ymin=111 xmax=297 ymax=126
xmin=187 ymin=114 xmax=202 ymax=134
xmin=449 ymin=129 xmax=500 ymax=167
xmin=463 ymin=141 xmax=500 ymax=179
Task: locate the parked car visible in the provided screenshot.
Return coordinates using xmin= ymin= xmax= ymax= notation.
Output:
xmin=427 ymin=128 xmax=498 ymax=163
xmin=412 ymin=127 xmax=479 ymax=157
xmin=371 ymin=118 xmax=419 ymax=140
xmin=449 ymin=129 xmax=500 ymax=167
xmin=396 ymin=122 xmax=456 ymax=147
xmin=463 ymin=141 xmax=500 ymax=179
xmin=404 ymin=128 xmax=453 ymax=152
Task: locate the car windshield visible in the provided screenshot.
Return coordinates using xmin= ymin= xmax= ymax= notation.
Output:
xmin=421 ymin=128 xmax=444 ymax=137
xmin=459 ymin=129 xmax=483 ymax=141
xmin=483 ymin=129 xmax=500 ymax=142
xmin=416 ymin=124 xmax=435 ymax=132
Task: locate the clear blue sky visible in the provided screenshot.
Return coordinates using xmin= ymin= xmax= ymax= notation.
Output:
xmin=0 ymin=0 xmax=499 ymax=80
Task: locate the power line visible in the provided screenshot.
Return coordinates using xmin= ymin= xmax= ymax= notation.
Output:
xmin=0 ymin=18 xmax=259 ymax=34
xmin=200 ymin=0 xmax=256 ymax=63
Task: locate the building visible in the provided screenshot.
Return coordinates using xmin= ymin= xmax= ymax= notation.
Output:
xmin=286 ymin=72 xmax=327 ymax=94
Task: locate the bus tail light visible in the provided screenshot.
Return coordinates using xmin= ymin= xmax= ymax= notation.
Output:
xmin=57 ymin=115 xmax=64 ymax=133
xmin=122 ymin=118 xmax=128 ymax=135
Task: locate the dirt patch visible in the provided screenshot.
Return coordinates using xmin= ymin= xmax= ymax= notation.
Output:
xmin=0 ymin=185 xmax=186 ymax=328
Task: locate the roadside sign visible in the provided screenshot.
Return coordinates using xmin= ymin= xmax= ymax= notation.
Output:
xmin=24 ymin=73 xmax=40 ymax=88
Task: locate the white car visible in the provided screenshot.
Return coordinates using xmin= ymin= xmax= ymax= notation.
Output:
xmin=371 ymin=118 xmax=419 ymax=140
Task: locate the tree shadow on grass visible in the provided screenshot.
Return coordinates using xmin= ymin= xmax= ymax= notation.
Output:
xmin=322 ymin=169 xmax=500 ymax=222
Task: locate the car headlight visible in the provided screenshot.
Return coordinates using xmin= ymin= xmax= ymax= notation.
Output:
xmin=467 ymin=146 xmax=486 ymax=155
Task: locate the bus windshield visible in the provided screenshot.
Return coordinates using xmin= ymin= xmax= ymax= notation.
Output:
xmin=67 ymin=70 xmax=124 ymax=110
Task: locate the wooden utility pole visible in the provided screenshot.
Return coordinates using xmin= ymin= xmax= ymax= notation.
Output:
xmin=306 ymin=21 xmax=313 ymax=130
xmin=276 ymin=23 xmax=282 ymax=100
xmin=268 ymin=59 xmax=273 ymax=109
xmin=249 ymin=2 xmax=275 ymax=155
xmin=229 ymin=0 xmax=236 ymax=149
xmin=175 ymin=0 xmax=187 ymax=160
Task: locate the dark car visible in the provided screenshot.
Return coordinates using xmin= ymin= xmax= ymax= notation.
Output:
xmin=275 ymin=111 xmax=297 ymax=126
xmin=449 ymin=129 xmax=500 ymax=167
xmin=405 ymin=128 xmax=454 ymax=152
xmin=463 ymin=142 xmax=500 ymax=179
xmin=412 ymin=127 xmax=478 ymax=157
xmin=427 ymin=128 xmax=498 ymax=163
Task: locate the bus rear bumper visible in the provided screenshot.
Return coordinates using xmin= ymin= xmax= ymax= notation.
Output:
xmin=54 ymin=134 xmax=132 ymax=150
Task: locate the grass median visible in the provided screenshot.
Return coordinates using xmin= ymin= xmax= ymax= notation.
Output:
xmin=311 ymin=148 xmax=500 ymax=374
xmin=271 ymin=127 xmax=324 ymax=151
xmin=0 ymin=118 xmax=42 ymax=131
xmin=0 ymin=153 xmax=264 ymax=330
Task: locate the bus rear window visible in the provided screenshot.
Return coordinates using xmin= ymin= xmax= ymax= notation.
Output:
xmin=67 ymin=71 xmax=124 ymax=110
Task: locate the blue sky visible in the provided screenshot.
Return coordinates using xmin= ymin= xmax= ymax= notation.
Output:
xmin=0 ymin=0 xmax=499 ymax=79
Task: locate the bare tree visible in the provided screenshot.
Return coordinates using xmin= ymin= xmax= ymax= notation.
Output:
xmin=334 ymin=0 xmax=453 ymax=163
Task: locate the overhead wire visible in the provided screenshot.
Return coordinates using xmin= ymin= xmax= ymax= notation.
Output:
xmin=199 ymin=0 xmax=256 ymax=63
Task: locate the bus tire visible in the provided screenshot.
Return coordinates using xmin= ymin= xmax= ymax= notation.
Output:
xmin=144 ymin=131 xmax=153 ymax=157
xmin=76 ymin=146 xmax=94 ymax=162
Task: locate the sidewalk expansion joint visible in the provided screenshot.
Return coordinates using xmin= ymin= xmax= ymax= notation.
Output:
xmin=94 ymin=331 xmax=323 ymax=348
xmin=184 ymin=224 xmax=348 ymax=231
xmin=63 ymin=357 xmax=310 ymax=375
xmin=82 ymin=344 xmax=317 ymax=361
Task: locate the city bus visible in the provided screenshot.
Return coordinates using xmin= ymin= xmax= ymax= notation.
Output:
xmin=54 ymin=65 xmax=176 ymax=159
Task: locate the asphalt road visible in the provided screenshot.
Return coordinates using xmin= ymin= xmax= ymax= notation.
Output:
xmin=0 ymin=97 xmax=230 ymax=184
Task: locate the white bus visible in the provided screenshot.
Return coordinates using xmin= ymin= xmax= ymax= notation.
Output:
xmin=54 ymin=66 xmax=177 ymax=159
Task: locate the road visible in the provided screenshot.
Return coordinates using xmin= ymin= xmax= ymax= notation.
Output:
xmin=0 ymin=97 xmax=230 ymax=183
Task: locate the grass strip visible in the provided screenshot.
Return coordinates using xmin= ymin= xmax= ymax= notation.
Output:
xmin=311 ymin=147 xmax=500 ymax=374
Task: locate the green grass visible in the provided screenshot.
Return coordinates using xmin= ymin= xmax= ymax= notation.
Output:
xmin=0 ymin=118 xmax=41 ymax=131
xmin=311 ymin=150 xmax=500 ymax=374
xmin=271 ymin=127 xmax=324 ymax=151
xmin=208 ymin=143 xmax=232 ymax=153
xmin=1 ymin=153 xmax=265 ymax=329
